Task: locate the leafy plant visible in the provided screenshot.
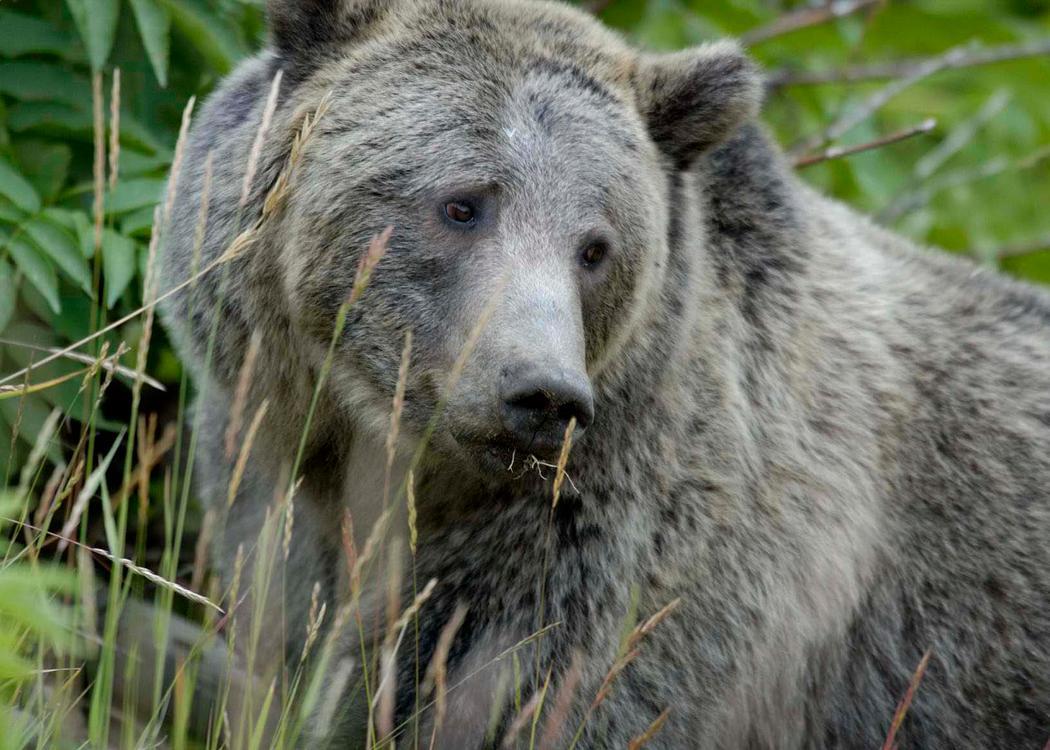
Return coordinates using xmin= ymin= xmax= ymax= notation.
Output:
xmin=0 ymin=0 xmax=1048 ymax=747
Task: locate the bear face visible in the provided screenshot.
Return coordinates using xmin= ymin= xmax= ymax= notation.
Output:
xmin=267 ymin=0 xmax=760 ymax=475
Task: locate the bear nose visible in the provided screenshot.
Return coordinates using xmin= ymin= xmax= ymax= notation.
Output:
xmin=499 ymin=365 xmax=594 ymax=455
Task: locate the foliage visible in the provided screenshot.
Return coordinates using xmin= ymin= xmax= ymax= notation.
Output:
xmin=0 ymin=0 xmax=1047 ymax=746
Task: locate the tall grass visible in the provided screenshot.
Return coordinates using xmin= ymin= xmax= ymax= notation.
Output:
xmin=0 ymin=60 xmax=696 ymax=749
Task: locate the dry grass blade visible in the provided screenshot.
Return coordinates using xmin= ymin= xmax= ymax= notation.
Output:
xmin=384 ymin=331 xmax=413 ymax=506
xmin=569 ymin=598 xmax=681 ymax=748
xmin=227 ymin=399 xmax=271 ymax=509
xmin=631 ymin=598 xmax=682 ymax=645
xmin=422 ymin=603 xmax=469 ymax=732
xmin=8 ymin=516 xmax=223 ymax=613
xmin=500 ymin=670 xmax=551 ymax=749
xmin=241 ymin=71 xmax=283 ymax=208
xmin=350 ymin=226 xmax=393 ymax=306
xmin=107 ymin=68 xmax=121 ymax=190
xmin=406 ymin=469 xmax=418 ymax=555
xmin=627 ymin=708 xmax=671 ymax=750
xmin=539 ymin=652 xmax=582 ymax=750
xmin=881 ymin=649 xmax=932 ymax=750
xmin=0 ymin=369 xmax=98 ymax=401
xmin=191 ymin=151 xmax=215 ymax=288
xmin=226 ymin=332 xmax=262 ymax=460
xmin=551 ymin=417 xmax=576 ymax=510
xmin=191 ymin=507 xmax=217 ymax=593
xmin=591 ymin=647 xmax=640 ymax=710
xmin=341 ymin=510 xmax=358 ymax=592
xmin=314 ymin=657 xmax=356 ymax=738
xmin=0 ymin=339 xmax=165 ymax=392
xmin=373 ymin=577 xmax=439 ymax=738
xmin=163 ymin=95 xmax=196 ymax=226
xmin=15 ymin=407 xmax=61 ymax=498
xmin=56 ymin=429 xmax=126 ymax=552
xmin=262 ymin=91 xmax=333 ymax=219
xmin=110 ymin=420 xmax=177 ymax=510
xmin=350 ymin=506 xmax=393 ymax=599
xmin=302 ymin=582 xmax=328 ymax=664
xmin=91 ymin=70 xmax=105 ymax=257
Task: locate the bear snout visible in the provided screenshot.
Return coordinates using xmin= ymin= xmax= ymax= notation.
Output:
xmin=497 ymin=363 xmax=593 ymax=458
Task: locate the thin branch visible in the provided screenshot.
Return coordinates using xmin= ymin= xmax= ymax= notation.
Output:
xmin=794 ymin=118 xmax=936 ymax=168
xmin=770 ymin=38 xmax=1050 ymax=87
xmin=912 ymin=89 xmax=1011 ymax=181
xmin=742 ymin=0 xmax=884 ymax=46
xmin=986 ymin=234 xmax=1050 ymax=260
xmin=585 ymin=0 xmax=614 ymax=14
xmin=875 ymin=90 xmax=1010 ymax=220
xmin=792 ymin=42 xmax=974 ymax=156
xmin=879 ymin=144 xmax=1050 ymax=223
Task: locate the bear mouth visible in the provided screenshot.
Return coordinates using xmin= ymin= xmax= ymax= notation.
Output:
xmin=450 ymin=430 xmax=567 ymax=477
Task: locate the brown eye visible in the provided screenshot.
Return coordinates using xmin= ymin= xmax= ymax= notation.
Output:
xmin=444 ymin=201 xmax=476 ymax=225
xmin=581 ymin=241 xmax=608 ymax=267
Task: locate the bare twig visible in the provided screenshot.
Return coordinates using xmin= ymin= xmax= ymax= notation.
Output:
xmin=742 ymin=0 xmax=884 ymax=46
xmin=793 ymin=42 xmax=975 ymax=155
xmin=982 ymin=234 xmax=1050 ymax=261
xmin=794 ymin=118 xmax=936 ymax=168
xmin=880 ymin=144 xmax=1050 ymax=223
xmin=585 ymin=0 xmax=615 ymax=14
xmin=770 ymin=38 xmax=1050 ymax=87
xmin=914 ymin=90 xmax=1011 ymax=181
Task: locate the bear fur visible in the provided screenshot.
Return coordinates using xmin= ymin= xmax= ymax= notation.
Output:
xmin=159 ymin=0 xmax=1050 ymax=747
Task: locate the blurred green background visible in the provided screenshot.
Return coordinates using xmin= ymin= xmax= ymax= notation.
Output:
xmin=0 ymin=1 xmax=1047 ymax=743
xmin=0 ymin=0 xmax=1048 ymax=472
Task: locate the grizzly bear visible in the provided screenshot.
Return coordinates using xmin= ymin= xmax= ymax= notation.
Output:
xmin=159 ymin=0 xmax=1050 ymax=747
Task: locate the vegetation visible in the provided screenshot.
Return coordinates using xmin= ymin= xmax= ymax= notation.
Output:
xmin=0 ymin=0 xmax=1047 ymax=747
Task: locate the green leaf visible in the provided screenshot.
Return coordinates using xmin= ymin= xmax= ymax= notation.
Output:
xmin=23 ymin=218 xmax=92 ymax=293
xmin=0 ymin=197 xmax=24 ymax=225
xmin=0 ymin=260 xmax=14 ymax=333
xmin=12 ymin=141 xmax=72 ymax=203
xmin=102 ymin=229 xmax=137 ymax=308
xmin=120 ymin=148 xmax=172 ymax=178
xmin=0 ymin=61 xmax=90 ymax=109
xmin=72 ymin=211 xmax=95 ymax=259
xmin=120 ymin=206 xmax=157 ymax=238
xmin=106 ymin=178 xmax=165 ymax=216
xmin=40 ymin=208 xmax=79 ymax=234
xmin=0 ymin=9 xmax=80 ymax=61
xmin=160 ymin=0 xmax=246 ymax=74
xmin=65 ymin=0 xmax=120 ymax=71
xmin=6 ymin=102 xmax=164 ymax=154
xmin=0 ymin=159 xmax=40 ymax=215
xmin=5 ymin=236 xmax=59 ymax=313
xmin=130 ymin=0 xmax=172 ymax=87
xmin=0 ymin=393 xmax=63 ymax=466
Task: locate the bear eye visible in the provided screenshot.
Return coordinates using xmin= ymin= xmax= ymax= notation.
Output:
xmin=444 ymin=201 xmax=476 ymax=226
xmin=580 ymin=240 xmax=609 ymax=268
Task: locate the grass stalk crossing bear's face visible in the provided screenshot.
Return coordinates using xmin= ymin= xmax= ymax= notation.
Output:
xmin=270 ymin=0 xmax=760 ymax=474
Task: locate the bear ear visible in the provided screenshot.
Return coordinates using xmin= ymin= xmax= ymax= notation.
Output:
xmin=268 ymin=0 xmax=386 ymax=77
xmin=636 ymin=41 xmax=763 ymax=169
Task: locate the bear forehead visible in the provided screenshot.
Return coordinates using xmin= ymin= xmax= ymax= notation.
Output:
xmin=311 ymin=0 xmax=639 ymax=104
